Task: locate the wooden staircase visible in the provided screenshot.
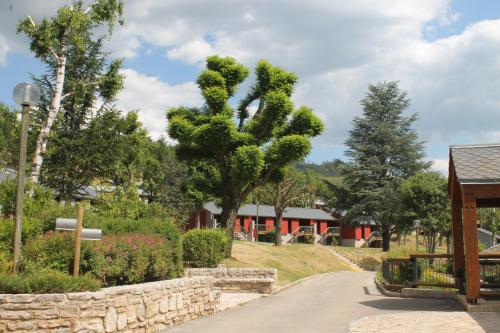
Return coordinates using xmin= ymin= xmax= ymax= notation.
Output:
xmin=317 ymin=227 xmax=341 ymax=245
xmin=361 ymin=231 xmax=383 ymax=248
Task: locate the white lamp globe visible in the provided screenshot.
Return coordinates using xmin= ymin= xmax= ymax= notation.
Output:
xmin=12 ymin=82 xmax=41 ymax=106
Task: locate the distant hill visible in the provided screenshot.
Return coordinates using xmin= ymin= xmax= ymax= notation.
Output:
xmin=292 ymin=161 xmax=340 ymax=178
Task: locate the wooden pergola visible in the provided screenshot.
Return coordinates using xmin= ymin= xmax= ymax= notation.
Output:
xmin=449 ymin=144 xmax=500 ymax=303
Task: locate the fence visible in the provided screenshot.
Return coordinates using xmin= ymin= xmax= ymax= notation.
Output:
xmin=382 ymin=253 xmax=500 ymax=292
xmin=480 ymin=253 xmax=500 ymax=290
xmin=382 ymin=254 xmax=455 ymax=289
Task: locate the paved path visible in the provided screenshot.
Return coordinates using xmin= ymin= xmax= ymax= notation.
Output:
xmin=164 ymin=272 xmax=499 ymax=333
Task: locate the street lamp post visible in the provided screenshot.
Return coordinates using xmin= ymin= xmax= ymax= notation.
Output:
xmin=413 ymin=219 xmax=421 ymax=253
xmin=11 ymin=83 xmax=40 ymax=273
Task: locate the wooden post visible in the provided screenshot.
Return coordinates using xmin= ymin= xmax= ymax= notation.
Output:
xmin=73 ymin=206 xmax=84 ymax=277
xmin=462 ymin=190 xmax=480 ymax=303
xmin=452 ymin=196 xmax=465 ymax=275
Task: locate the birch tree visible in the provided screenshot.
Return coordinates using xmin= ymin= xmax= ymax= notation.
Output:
xmin=17 ymin=0 xmax=124 ymax=184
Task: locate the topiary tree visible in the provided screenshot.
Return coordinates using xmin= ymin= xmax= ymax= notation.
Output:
xmin=167 ymin=56 xmax=324 ymax=256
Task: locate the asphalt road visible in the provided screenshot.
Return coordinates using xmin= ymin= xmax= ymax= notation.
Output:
xmin=163 ymin=271 xmax=465 ymax=333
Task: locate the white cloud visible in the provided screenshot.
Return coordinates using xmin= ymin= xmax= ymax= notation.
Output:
xmin=0 ymin=35 xmax=9 ymax=66
xmin=167 ymin=38 xmax=215 ymax=65
xmin=116 ymin=69 xmax=202 ymax=139
xmin=5 ymin=0 xmax=500 ymax=164
xmin=431 ymin=159 xmax=449 ymax=175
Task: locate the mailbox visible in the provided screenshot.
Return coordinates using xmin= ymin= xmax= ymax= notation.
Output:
xmin=81 ymin=228 xmax=101 ymax=241
xmin=55 ymin=218 xmax=78 ymax=230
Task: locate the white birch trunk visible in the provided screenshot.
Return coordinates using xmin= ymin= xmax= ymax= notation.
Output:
xmin=30 ymin=49 xmax=67 ymax=184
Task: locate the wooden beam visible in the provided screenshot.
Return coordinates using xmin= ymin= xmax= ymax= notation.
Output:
xmin=462 ymin=184 xmax=500 ymax=198
xmin=461 ymin=188 xmax=481 ymax=303
xmin=450 ymin=170 xmax=464 ymax=276
xmin=452 ymin=189 xmax=465 ymax=277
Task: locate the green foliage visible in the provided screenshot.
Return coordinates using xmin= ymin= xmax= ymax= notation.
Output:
xmin=141 ymin=140 xmax=198 ymax=224
xmin=22 ymin=232 xmax=182 ymax=287
xmin=18 ymin=0 xmax=127 ymax=193
xmin=0 ymin=104 xmax=21 ymax=169
xmin=183 ymin=229 xmax=229 ymax=268
xmin=258 ymin=229 xmax=277 ymax=243
xmin=42 ymin=108 xmax=148 ymax=200
xmin=95 ymin=234 xmax=180 ymax=286
xmin=22 ymin=231 xmax=98 ymax=274
xmin=401 ymin=172 xmax=450 ymax=253
xmin=0 ymin=250 xmax=12 ymax=274
xmin=337 ymin=81 xmax=428 ymax=251
xmin=94 ymin=185 xmax=148 ymax=220
xmin=0 ymin=271 xmax=100 ymax=294
xmin=359 ymin=257 xmax=380 ymax=271
xmin=168 ymin=56 xmax=323 ymax=256
xmin=17 ymin=0 xmax=124 ymax=62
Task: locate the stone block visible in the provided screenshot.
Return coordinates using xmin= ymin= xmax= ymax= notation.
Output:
xmin=0 ymin=310 xmax=33 ymax=320
xmin=7 ymin=320 xmax=34 ymax=331
xmin=117 ymin=313 xmax=128 ymax=330
xmin=145 ymin=302 xmax=159 ymax=318
xmin=37 ymin=319 xmax=71 ymax=329
xmin=104 ymin=307 xmax=117 ymax=332
xmin=73 ymin=318 xmax=104 ymax=332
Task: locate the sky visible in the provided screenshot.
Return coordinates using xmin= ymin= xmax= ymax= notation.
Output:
xmin=2 ymin=0 xmax=500 ymax=174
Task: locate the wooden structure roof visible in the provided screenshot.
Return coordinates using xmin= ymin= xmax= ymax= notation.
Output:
xmin=449 ymin=143 xmax=500 ymax=303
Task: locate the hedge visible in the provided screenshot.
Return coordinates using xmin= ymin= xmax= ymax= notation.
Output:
xmin=0 ymin=271 xmax=100 ymax=294
xmin=22 ymin=231 xmax=183 ymax=286
xmin=183 ymin=229 xmax=228 ymax=268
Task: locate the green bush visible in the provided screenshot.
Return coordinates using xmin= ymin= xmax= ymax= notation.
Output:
xmin=359 ymin=257 xmax=380 ymax=271
xmin=22 ymin=232 xmax=101 ymax=275
xmin=258 ymin=230 xmax=276 ymax=243
xmin=183 ymin=229 xmax=228 ymax=268
xmin=95 ymin=234 xmax=181 ymax=286
xmin=0 ymin=250 xmax=11 ymax=274
xmin=297 ymin=234 xmax=314 ymax=244
xmin=22 ymin=232 xmax=183 ymax=286
xmin=0 ymin=270 xmax=100 ymax=293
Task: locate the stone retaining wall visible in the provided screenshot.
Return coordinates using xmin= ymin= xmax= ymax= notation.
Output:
xmin=185 ymin=268 xmax=277 ymax=294
xmin=0 ymin=277 xmax=220 ymax=332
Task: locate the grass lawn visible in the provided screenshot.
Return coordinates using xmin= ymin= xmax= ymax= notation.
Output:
xmin=223 ymin=241 xmax=353 ymax=285
xmin=333 ymin=234 xmax=450 ymax=270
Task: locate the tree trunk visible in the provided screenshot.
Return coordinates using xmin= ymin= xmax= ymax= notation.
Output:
xmin=382 ymin=225 xmax=391 ymax=252
xmin=274 ymin=211 xmax=283 ymax=246
xmin=195 ymin=207 xmax=201 ymax=229
xmin=30 ymin=48 xmax=67 ymax=184
xmin=403 ymin=231 xmax=407 ymax=245
xmin=220 ymin=203 xmax=239 ymax=258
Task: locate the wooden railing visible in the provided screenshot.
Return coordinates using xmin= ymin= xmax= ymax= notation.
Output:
xmin=381 ymin=253 xmax=500 ymax=292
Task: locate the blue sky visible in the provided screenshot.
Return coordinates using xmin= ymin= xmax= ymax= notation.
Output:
xmin=2 ymin=0 xmax=500 ymax=171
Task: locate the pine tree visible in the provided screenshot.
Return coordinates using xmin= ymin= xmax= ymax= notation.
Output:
xmin=341 ymin=81 xmax=428 ymax=251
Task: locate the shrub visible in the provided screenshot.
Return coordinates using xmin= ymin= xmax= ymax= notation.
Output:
xmin=297 ymin=234 xmax=314 ymax=244
xmin=22 ymin=232 xmax=183 ymax=287
xmin=95 ymin=234 xmax=181 ymax=286
xmin=0 ymin=250 xmax=11 ymax=274
xmin=0 ymin=271 xmax=100 ymax=294
xmin=359 ymin=257 xmax=380 ymax=271
xmin=22 ymin=232 xmax=100 ymax=275
xmin=183 ymin=229 xmax=228 ymax=268
xmin=258 ymin=230 xmax=276 ymax=243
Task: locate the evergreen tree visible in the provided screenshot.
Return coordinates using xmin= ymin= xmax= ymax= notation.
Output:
xmin=340 ymin=81 xmax=428 ymax=251
xmin=167 ymin=56 xmax=324 ymax=256
xmin=401 ymin=172 xmax=451 ymax=253
xmin=17 ymin=0 xmax=124 ymax=183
